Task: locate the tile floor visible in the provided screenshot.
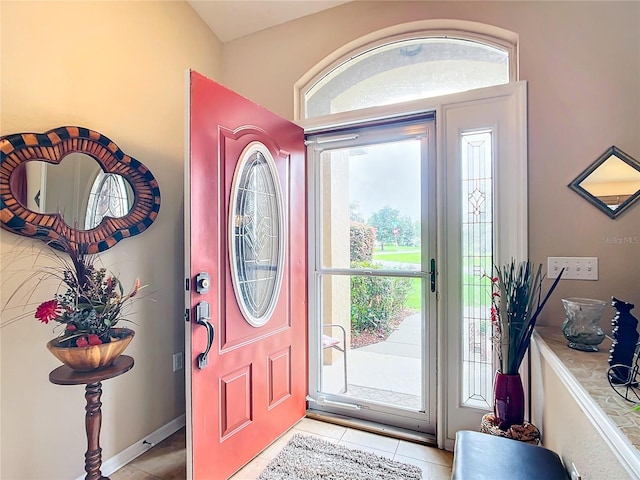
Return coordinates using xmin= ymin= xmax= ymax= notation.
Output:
xmin=110 ymin=417 xmax=453 ymax=480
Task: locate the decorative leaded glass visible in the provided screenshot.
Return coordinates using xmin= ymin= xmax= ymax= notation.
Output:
xmin=229 ymin=142 xmax=284 ymax=327
xmin=460 ymin=130 xmax=493 ymax=409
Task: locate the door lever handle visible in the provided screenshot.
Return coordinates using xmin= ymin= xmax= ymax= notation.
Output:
xmin=195 ymin=301 xmax=214 ymax=369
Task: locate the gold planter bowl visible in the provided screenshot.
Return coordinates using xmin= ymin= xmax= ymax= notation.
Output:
xmin=47 ymin=328 xmax=135 ymax=372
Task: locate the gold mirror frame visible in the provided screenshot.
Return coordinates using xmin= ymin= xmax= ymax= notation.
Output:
xmin=568 ymin=146 xmax=640 ymax=219
xmin=0 ymin=126 xmax=161 ymax=252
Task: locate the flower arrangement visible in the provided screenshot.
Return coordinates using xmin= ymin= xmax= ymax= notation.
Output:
xmin=4 ymin=238 xmax=142 ymax=348
xmin=487 ymin=260 xmax=563 ymax=375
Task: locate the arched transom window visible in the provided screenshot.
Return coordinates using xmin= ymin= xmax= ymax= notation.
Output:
xmin=300 ymin=33 xmax=514 ymax=119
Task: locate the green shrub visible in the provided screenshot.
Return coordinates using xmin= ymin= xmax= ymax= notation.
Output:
xmin=350 ymin=261 xmax=412 ymax=333
xmin=350 ymin=222 xmax=375 ymax=262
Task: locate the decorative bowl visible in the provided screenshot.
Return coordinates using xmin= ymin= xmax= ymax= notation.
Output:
xmin=46 ymin=328 xmax=135 ymax=372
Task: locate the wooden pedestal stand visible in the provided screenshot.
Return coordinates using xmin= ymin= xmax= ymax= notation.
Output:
xmin=49 ymin=355 xmax=134 ymax=480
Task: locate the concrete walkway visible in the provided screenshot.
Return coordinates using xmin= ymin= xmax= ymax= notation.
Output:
xmin=322 ymin=313 xmax=423 ymax=408
xmin=358 ymin=313 xmax=421 ymax=358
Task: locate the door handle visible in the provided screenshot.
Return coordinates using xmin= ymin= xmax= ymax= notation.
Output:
xmin=430 ymin=258 xmax=437 ymax=293
xmin=195 ymin=301 xmax=214 ymax=369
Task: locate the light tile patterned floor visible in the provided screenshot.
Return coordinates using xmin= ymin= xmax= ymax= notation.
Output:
xmin=110 ymin=418 xmax=452 ymax=480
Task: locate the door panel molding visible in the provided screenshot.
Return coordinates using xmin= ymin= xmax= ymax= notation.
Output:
xmin=220 ymin=130 xmax=291 ymax=350
xmin=220 ymin=365 xmax=253 ymax=439
xmin=268 ymin=347 xmax=293 ymax=408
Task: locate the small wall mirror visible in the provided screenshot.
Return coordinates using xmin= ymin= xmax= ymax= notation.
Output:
xmin=568 ymin=146 xmax=640 ymax=219
xmin=0 ymin=126 xmax=161 ymax=252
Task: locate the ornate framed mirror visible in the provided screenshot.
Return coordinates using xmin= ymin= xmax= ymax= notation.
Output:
xmin=0 ymin=126 xmax=161 ymax=252
xmin=568 ymin=146 xmax=640 ymax=219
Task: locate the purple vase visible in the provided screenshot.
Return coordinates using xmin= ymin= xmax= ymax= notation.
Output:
xmin=493 ymin=372 xmax=525 ymax=429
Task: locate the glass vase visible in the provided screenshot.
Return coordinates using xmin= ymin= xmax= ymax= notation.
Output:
xmin=561 ymin=297 xmax=607 ymax=352
xmin=493 ymin=371 xmax=525 ymax=430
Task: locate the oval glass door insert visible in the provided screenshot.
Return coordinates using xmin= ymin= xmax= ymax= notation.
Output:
xmin=229 ymin=142 xmax=285 ymax=327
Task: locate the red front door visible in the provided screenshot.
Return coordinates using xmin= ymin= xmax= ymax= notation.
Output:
xmin=186 ymin=70 xmax=307 ymax=479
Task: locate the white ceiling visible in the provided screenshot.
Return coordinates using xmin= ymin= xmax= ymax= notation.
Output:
xmin=188 ymin=1 xmax=350 ymax=43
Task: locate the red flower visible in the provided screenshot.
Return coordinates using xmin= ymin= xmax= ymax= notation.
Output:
xmin=491 ymin=306 xmax=498 ymax=324
xmin=35 ymin=300 xmax=63 ymax=324
xmin=66 ymin=324 xmax=77 ymax=331
xmin=130 ymin=278 xmax=141 ymax=298
xmin=76 ymin=334 xmax=103 ymax=347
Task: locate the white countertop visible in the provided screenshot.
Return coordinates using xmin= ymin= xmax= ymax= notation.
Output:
xmin=535 ymin=326 xmax=640 ymax=449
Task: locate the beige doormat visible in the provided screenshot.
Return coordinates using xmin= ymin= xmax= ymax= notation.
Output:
xmin=257 ymin=433 xmax=422 ymax=480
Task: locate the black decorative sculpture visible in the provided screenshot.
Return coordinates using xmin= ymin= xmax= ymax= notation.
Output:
xmin=607 ymin=298 xmax=640 ymax=401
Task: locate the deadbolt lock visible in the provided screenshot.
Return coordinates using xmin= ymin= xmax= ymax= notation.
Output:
xmin=195 ymin=272 xmax=211 ymax=294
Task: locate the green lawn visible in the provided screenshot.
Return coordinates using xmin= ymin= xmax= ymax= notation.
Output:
xmin=372 ymin=246 xmax=421 ymax=264
xmin=372 ymin=247 xmax=422 ymax=310
xmin=405 ymin=278 xmax=422 ymax=310
xmin=370 ymin=247 xmax=491 ymax=309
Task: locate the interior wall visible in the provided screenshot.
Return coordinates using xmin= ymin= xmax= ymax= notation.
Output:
xmin=0 ymin=2 xmax=221 ymax=479
xmin=221 ymin=0 xmax=640 ymax=328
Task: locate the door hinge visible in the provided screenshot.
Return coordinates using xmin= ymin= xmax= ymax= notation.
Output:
xmin=185 ymin=278 xmax=190 ymax=291
xmin=184 ymin=308 xmax=190 ymax=322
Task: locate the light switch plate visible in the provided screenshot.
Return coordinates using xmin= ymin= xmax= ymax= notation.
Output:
xmin=547 ymin=257 xmax=598 ymax=280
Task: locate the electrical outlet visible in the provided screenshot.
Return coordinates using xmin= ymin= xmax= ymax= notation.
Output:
xmin=570 ymin=462 xmax=582 ymax=480
xmin=172 ymin=352 xmax=183 ymax=372
xmin=547 ymin=257 xmax=598 ymax=280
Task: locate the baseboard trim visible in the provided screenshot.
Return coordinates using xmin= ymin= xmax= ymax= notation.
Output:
xmin=74 ymin=414 xmax=186 ymax=480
